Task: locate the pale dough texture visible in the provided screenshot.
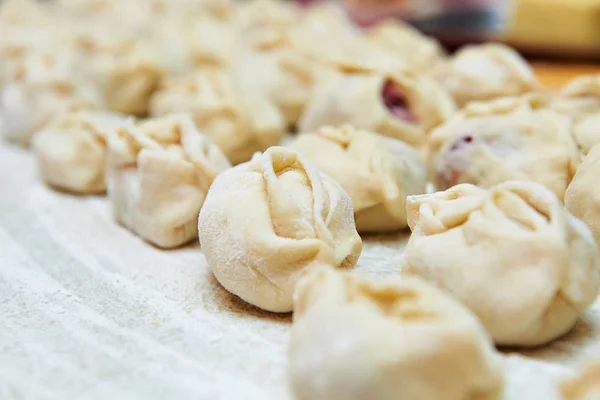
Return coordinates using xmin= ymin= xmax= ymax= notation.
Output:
xmin=430 ymin=43 xmax=539 ymax=107
xmin=106 ymin=114 xmax=231 ymax=249
xmin=150 ymin=69 xmax=285 ymax=165
xmin=300 ymin=71 xmax=455 ymax=148
xmin=561 ymin=361 xmax=600 ymax=400
xmin=428 ymin=94 xmax=580 ymax=199
xmin=289 ymin=267 xmax=504 ymax=400
xmin=404 ymin=181 xmax=600 ymax=347
xmin=1 ymin=141 xmax=600 ymax=399
xmin=366 ymin=19 xmax=446 ymax=72
xmin=0 ymin=49 xmax=99 ymax=146
xmin=32 ymin=108 xmax=126 ymax=194
xmin=293 ymin=125 xmax=426 ymax=233
xmin=565 ymin=143 xmax=600 ymax=249
xmin=198 ymin=146 xmax=362 ymax=313
xmin=552 ymin=74 xmax=600 ymax=154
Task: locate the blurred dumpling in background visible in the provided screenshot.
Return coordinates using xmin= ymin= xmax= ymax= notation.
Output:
xmin=300 ymin=71 xmax=455 ymax=148
xmin=429 ymin=43 xmax=539 ymax=107
xmin=293 ymin=125 xmax=426 ymax=233
xmin=428 ymin=94 xmax=580 ymax=199
xmin=552 ymin=75 xmax=600 ymax=154
xmin=0 ymin=50 xmax=100 ymax=146
xmin=150 ymin=69 xmax=285 ymax=165
xmin=33 ymin=108 xmax=127 ymax=194
xmin=366 ymin=19 xmax=446 ymax=72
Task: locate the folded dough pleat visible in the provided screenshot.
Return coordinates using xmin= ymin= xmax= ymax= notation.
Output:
xmin=198 ymin=146 xmax=362 ymax=312
xmin=404 ymin=181 xmax=600 ymax=347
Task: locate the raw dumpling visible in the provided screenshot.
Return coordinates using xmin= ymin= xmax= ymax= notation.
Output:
xmin=429 ymin=94 xmax=580 ymax=199
xmin=429 ymin=43 xmax=539 ymax=107
xmin=286 ymin=3 xmax=404 ymax=74
xmin=366 ymin=19 xmax=446 ymax=72
xmin=289 ymin=267 xmax=504 ymax=400
xmin=231 ymin=46 xmax=317 ymax=128
xmin=404 ymin=181 xmax=600 ymax=347
xmin=106 ymin=114 xmax=231 ymax=248
xmin=552 ymin=75 xmax=600 ymax=153
xmin=300 ymin=71 xmax=455 ymax=148
xmin=198 ymin=146 xmax=362 ymax=312
xmin=77 ymin=35 xmax=164 ymax=116
xmin=33 ymin=108 xmax=126 ymax=194
xmin=150 ymin=69 xmax=285 ymax=165
xmin=565 ymin=143 xmax=600 ymax=248
xmin=561 ymin=361 xmax=600 ymax=400
xmin=293 ymin=125 xmax=426 ymax=233
xmin=0 ymin=50 xmax=99 ymax=145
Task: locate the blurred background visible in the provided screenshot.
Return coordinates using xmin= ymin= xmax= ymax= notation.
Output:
xmin=293 ymin=0 xmax=600 ymax=87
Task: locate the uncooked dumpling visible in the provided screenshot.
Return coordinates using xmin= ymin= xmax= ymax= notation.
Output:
xmin=0 ymin=49 xmax=99 ymax=146
xmin=366 ymin=19 xmax=446 ymax=72
xmin=404 ymin=180 xmax=600 ymax=347
xmin=565 ymin=143 xmax=600 ymax=248
xmin=76 ymin=35 xmax=164 ymax=116
xmin=429 ymin=43 xmax=539 ymax=107
xmin=561 ymin=361 xmax=600 ymax=400
xmin=293 ymin=125 xmax=426 ymax=233
xmin=106 ymin=114 xmax=231 ymax=248
xmin=33 ymin=108 xmax=126 ymax=194
xmin=198 ymin=146 xmax=362 ymax=313
xmin=300 ymin=71 xmax=455 ymax=148
xmin=150 ymin=69 xmax=285 ymax=165
xmin=552 ymin=74 xmax=600 ymax=153
xmin=289 ymin=267 xmax=504 ymax=400
xmin=231 ymin=46 xmax=316 ymax=128
xmin=428 ymin=94 xmax=580 ymax=199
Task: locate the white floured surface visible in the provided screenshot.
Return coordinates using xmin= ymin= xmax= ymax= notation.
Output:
xmin=0 ymin=141 xmax=599 ymax=400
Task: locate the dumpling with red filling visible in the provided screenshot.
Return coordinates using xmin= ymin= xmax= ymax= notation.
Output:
xmin=428 ymin=94 xmax=580 ymax=199
xmin=299 ymin=71 xmax=455 ymax=148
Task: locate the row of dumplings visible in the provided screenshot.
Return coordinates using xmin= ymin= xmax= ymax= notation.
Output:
xmin=2 ymin=1 xmax=600 ymax=399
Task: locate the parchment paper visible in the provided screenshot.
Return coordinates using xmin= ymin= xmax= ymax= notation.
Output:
xmin=0 ymin=141 xmax=598 ymax=400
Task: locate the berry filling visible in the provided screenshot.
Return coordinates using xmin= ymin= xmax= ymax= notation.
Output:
xmin=382 ymin=79 xmax=418 ymax=124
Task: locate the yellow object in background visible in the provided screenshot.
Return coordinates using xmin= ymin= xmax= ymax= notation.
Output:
xmin=508 ymin=0 xmax=600 ymax=54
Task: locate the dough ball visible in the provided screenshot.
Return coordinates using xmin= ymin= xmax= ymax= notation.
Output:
xmin=289 ymin=267 xmax=504 ymax=400
xmin=565 ymin=143 xmax=600 ymax=248
xmin=293 ymin=125 xmax=426 ymax=233
xmin=106 ymin=114 xmax=231 ymax=249
xmin=429 ymin=94 xmax=580 ymax=199
xmin=404 ymin=180 xmax=600 ymax=347
xmin=300 ymin=71 xmax=455 ymax=148
xmin=552 ymin=74 xmax=600 ymax=154
xmin=286 ymin=3 xmax=404 ymax=74
xmin=198 ymin=146 xmax=362 ymax=312
xmin=366 ymin=19 xmax=446 ymax=72
xmin=150 ymin=69 xmax=285 ymax=165
xmin=429 ymin=43 xmax=539 ymax=107
xmin=76 ymin=35 xmax=164 ymax=116
xmin=561 ymin=361 xmax=600 ymax=400
xmin=0 ymin=49 xmax=99 ymax=146
xmin=231 ymin=47 xmax=316 ymax=128
xmin=33 ymin=108 xmax=126 ymax=194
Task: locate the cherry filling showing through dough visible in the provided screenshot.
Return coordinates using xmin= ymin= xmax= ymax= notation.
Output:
xmin=440 ymin=134 xmax=475 ymax=187
xmin=381 ymin=79 xmax=418 ymax=124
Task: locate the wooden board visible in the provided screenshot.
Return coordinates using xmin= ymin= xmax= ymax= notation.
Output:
xmin=1 ymin=134 xmax=599 ymax=399
xmin=532 ymin=62 xmax=600 ymax=89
